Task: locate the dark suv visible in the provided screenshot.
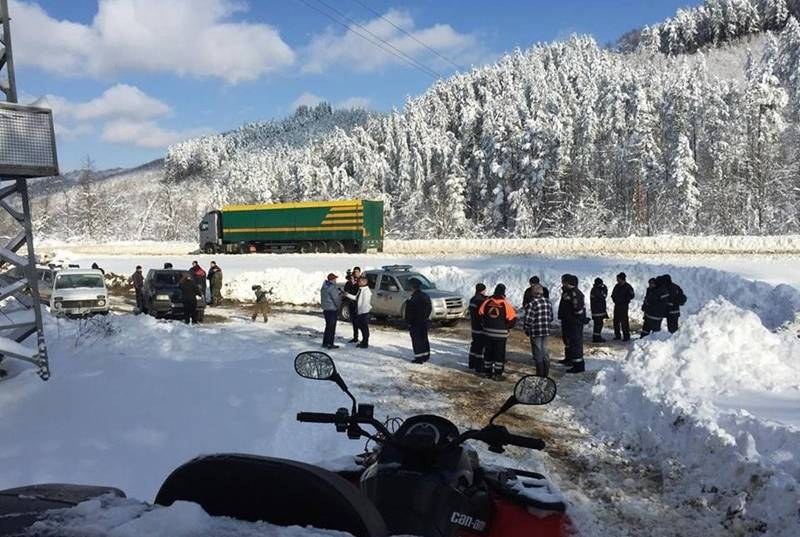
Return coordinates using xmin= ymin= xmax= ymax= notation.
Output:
xmin=141 ymin=269 xmax=205 ymax=321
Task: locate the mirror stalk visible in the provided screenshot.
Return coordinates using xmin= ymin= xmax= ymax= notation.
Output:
xmin=332 ymin=373 xmax=358 ymax=415
xmin=488 ymin=396 xmax=518 ymax=424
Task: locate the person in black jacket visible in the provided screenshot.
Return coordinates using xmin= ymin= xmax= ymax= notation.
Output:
xmin=467 ymin=283 xmax=488 ymax=371
xmin=522 ymin=276 xmax=550 ymax=307
xmin=343 ymin=267 xmax=362 ymax=343
xmin=663 ymin=274 xmax=687 ymax=333
xmin=405 ymin=278 xmax=432 ymax=363
xmin=611 ymin=272 xmax=635 ymax=341
xmin=557 ymin=274 xmax=587 ymax=373
xmin=590 ymin=278 xmax=608 ymax=343
xmin=179 ymin=273 xmax=200 ymax=324
xmin=641 ymin=276 xmax=670 ymax=337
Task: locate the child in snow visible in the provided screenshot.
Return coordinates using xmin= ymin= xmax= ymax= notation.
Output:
xmin=251 ymin=285 xmax=271 ymax=323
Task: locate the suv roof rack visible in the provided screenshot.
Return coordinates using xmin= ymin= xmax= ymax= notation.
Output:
xmin=381 ymin=265 xmax=413 ymax=272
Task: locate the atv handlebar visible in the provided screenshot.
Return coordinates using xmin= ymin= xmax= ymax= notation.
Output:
xmin=297 ymin=412 xmax=544 ymax=453
xmin=296 ymin=412 xmax=339 ymax=424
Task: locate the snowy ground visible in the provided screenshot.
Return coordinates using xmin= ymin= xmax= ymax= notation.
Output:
xmin=3 ymin=243 xmax=800 ymax=535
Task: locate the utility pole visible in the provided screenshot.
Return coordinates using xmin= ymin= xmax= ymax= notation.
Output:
xmin=0 ymin=0 xmax=57 ymax=380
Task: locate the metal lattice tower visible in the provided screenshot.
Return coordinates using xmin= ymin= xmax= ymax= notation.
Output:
xmin=0 ymin=0 xmax=51 ymax=380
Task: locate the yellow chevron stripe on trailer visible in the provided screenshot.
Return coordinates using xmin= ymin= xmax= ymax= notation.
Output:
xmin=224 ymin=226 xmax=362 ymax=233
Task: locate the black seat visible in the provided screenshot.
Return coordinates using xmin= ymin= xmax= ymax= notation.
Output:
xmin=155 ymin=453 xmax=387 ymax=537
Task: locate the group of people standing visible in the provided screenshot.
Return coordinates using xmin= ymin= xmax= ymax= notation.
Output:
xmin=468 ymin=272 xmax=687 ymax=379
xmin=320 ymin=267 xmax=432 ymax=363
xmin=128 ymin=260 xmax=224 ymax=324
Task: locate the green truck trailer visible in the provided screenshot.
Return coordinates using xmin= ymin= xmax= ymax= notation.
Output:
xmin=198 ymin=199 xmax=384 ymax=254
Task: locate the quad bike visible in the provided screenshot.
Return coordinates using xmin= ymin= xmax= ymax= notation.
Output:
xmin=0 ymin=351 xmax=568 ymax=537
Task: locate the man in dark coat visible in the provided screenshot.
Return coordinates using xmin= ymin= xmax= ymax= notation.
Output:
xmin=558 ymin=274 xmax=587 ymax=373
xmin=467 ymin=283 xmax=488 ymax=371
xmin=663 ymin=274 xmax=687 ymax=333
xmin=611 ymin=272 xmax=635 ymax=341
xmin=405 ymin=278 xmax=432 ymax=363
xmin=207 ymin=261 xmax=223 ymax=306
xmin=343 ymin=267 xmax=362 ymax=343
xmin=190 ymin=261 xmax=207 ymax=297
xmin=590 ymin=278 xmax=608 ymax=343
xmin=179 ymin=273 xmax=200 ymax=324
xmin=641 ymin=276 xmax=670 ymax=337
xmin=129 ymin=265 xmax=145 ymax=313
xmin=523 ymin=276 xmax=550 ymax=307
xmin=478 ymin=284 xmax=517 ymax=379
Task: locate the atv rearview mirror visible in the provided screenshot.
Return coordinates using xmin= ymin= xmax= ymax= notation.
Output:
xmin=294 ymin=351 xmax=357 ymax=414
xmin=514 ymin=375 xmax=557 ymax=406
xmin=294 ymin=351 xmax=336 ymax=380
xmin=489 ymin=375 xmax=557 ymax=424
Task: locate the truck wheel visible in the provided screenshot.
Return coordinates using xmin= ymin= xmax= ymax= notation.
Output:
xmin=299 ymin=241 xmax=314 ymax=254
xmin=328 ymin=241 xmax=346 ymax=254
xmin=314 ymin=241 xmax=329 ymax=254
xmin=203 ymin=243 xmax=216 ymax=254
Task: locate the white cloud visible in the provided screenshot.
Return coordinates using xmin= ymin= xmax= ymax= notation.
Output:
xmin=291 ymin=92 xmax=324 ymax=109
xmin=29 ymin=84 xmax=207 ymax=150
xmin=10 ymin=0 xmax=296 ymax=83
xmin=303 ymin=9 xmax=481 ymax=74
xmin=101 ymin=119 xmax=209 ymax=149
xmin=337 ymin=96 xmax=371 ymax=110
xmin=46 ymin=84 xmax=171 ymax=122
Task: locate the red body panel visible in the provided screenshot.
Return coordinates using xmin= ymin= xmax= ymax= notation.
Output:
xmin=460 ymin=499 xmax=569 ymax=537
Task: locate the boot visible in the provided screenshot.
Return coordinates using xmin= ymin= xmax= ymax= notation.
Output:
xmin=566 ymin=361 xmax=585 ymax=373
xmin=468 ymin=356 xmax=476 ymax=370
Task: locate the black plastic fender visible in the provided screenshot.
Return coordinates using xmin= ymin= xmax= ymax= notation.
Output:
xmin=155 ymin=453 xmax=387 ymax=537
xmin=0 ymin=483 xmax=125 ymax=536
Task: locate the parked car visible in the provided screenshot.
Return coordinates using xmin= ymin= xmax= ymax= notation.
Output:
xmin=142 ymin=269 xmax=205 ymax=321
xmin=50 ymin=269 xmax=110 ymax=317
xmin=338 ymin=265 xmax=466 ymax=326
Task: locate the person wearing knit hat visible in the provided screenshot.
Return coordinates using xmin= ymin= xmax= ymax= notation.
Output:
xmin=467 ymin=283 xmax=489 ymax=371
xmin=477 ymin=283 xmax=517 ymax=379
xmin=590 ymin=277 xmax=609 ymax=343
xmin=611 ymin=272 xmax=635 ymax=341
xmin=557 ymin=274 xmax=587 ymax=373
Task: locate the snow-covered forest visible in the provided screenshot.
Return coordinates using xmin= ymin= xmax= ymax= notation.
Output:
xmin=30 ymin=0 xmax=800 ymax=240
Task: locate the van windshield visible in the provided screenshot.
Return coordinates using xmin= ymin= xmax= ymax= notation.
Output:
xmin=55 ymin=274 xmax=105 ymax=290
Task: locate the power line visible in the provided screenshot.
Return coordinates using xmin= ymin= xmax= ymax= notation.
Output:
xmin=350 ymin=0 xmax=465 ymax=71
xmin=296 ymin=0 xmax=443 ymax=79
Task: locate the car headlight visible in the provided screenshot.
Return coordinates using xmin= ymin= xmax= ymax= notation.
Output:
xmin=54 ymin=301 xmax=62 ymax=309
xmin=155 ymin=294 xmax=170 ymax=301
xmin=97 ymin=299 xmax=106 ymax=306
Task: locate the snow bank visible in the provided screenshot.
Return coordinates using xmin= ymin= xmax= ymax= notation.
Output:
xmin=385 ymin=236 xmax=800 ymax=255
xmin=40 ymin=240 xmax=198 ymax=257
xmin=33 ymin=495 xmax=348 ymax=537
xmin=588 ymin=299 xmax=800 ymax=536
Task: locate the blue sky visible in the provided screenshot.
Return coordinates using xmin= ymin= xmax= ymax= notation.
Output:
xmin=8 ymin=0 xmax=700 ymax=171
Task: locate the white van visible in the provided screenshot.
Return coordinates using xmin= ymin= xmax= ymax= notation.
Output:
xmin=50 ymin=269 xmax=110 ymax=317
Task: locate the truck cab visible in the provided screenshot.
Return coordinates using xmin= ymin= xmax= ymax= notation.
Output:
xmin=199 ymin=211 xmax=222 ymax=254
xmin=340 ymin=265 xmax=466 ymax=326
xmin=50 ymin=269 xmax=110 ymax=317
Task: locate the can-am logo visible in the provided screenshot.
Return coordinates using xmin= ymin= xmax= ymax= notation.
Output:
xmin=450 ymin=512 xmax=486 ymax=532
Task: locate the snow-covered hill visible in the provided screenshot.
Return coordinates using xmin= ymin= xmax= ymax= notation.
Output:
xmin=33 ymin=1 xmax=800 ymax=242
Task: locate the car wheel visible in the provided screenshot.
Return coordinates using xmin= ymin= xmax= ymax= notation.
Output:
xmin=339 ymin=304 xmax=351 ymax=322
